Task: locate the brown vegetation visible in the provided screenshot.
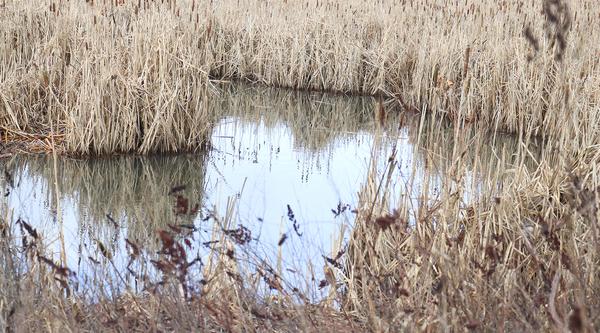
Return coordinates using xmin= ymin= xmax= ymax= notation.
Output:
xmin=1 ymin=0 xmax=599 ymax=331
xmin=1 ymin=0 xmax=599 ymax=154
xmin=341 ymin=123 xmax=600 ymax=331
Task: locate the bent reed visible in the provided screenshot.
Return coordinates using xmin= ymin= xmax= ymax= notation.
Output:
xmin=1 ymin=0 xmax=599 ymax=154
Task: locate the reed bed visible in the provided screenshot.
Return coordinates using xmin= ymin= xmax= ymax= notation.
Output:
xmin=1 ymin=0 xmax=213 ymax=154
xmin=341 ymin=122 xmax=600 ymax=331
xmin=1 ymin=0 xmax=599 ymax=331
xmin=1 ymin=0 xmax=599 ymax=154
xmin=195 ymin=0 xmax=600 ymax=148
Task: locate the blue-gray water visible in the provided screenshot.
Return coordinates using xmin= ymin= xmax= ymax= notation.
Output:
xmin=0 ymin=85 xmax=532 ymax=298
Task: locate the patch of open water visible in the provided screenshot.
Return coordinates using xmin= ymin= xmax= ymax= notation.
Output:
xmin=1 ymin=85 xmax=534 ymax=298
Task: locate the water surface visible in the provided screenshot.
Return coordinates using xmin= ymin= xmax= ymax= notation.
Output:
xmin=1 ymin=85 xmax=537 ymax=296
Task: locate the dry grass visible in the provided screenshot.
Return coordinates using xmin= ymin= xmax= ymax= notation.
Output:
xmin=340 ymin=123 xmax=600 ymax=331
xmin=198 ymin=0 xmax=600 ymax=148
xmin=1 ymin=0 xmax=600 ymax=331
xmin=1 ymin=0 xmax=599 ymax=154
xmin=1 ymin=0 xmax=213 ymax=154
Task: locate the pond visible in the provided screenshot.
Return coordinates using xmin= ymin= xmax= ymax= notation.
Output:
xmin=0 ymin=84 xmax=537 ymax=299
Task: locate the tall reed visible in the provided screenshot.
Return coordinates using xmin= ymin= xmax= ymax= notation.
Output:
xmin=340 ymin=116 xmax=600 ymax=331
xmin=1 ymin=0 xmax=213 ymax=154
xmin=1 ymin=0 xmax=599 ymax=154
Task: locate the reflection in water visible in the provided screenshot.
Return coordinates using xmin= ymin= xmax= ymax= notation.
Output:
xmin=0 ymin=84 xmax=541 ymax=296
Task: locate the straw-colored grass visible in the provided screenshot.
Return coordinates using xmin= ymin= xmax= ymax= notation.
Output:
xmin=340 ymin=124 xmax=600 ymax=331
xmin=1 ymin=0 xmax=213 ymax=154
xmin=1 ymin=0 xmax=599 ymax=154
xmin=1 ymin=0 xmax=599 ymax=331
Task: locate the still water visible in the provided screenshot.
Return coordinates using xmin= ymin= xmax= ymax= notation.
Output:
xmin=1 ymin=85 xmax=532 ymax=296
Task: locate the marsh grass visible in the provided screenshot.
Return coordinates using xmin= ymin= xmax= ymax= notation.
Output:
xmin=1 ymin=0 xmax=213 ymax=154
xmin=1 ymin=0 xmax=599 ymax=154
xmin=340 ymin=122 xmax=600 ymax=331
xmin=1 ymin=0 xmax=600 ymax=331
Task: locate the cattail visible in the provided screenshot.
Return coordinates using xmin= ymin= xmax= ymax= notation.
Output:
xmin=463 ymin=46 xmax=471 ymax=79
